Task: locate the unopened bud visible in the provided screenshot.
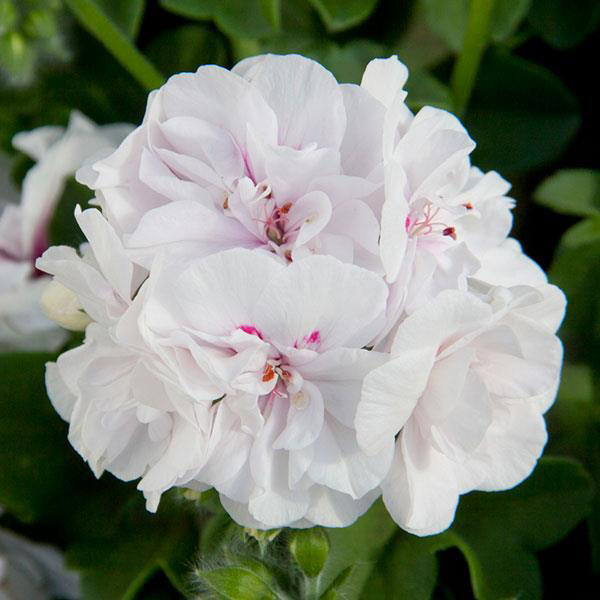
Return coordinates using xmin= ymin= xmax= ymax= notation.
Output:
xmin=41 ymin=280 xmax=91 ymax=331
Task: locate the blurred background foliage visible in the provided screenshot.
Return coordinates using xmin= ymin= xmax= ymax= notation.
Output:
xmin=0 ymin=1 xmax=599 ymax=598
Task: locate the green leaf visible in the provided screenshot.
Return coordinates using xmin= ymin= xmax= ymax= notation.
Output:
xmin=421 ymin=0 xmax=467 ymax=53
xmin=289 ymin=528 xmax=330 ymax=579
xmin=97 ymin=0 xmax=145 ymax=39
xmin=0 ymin=31 xmax=36 ymax=85
xmin=449 ymin=457 xmax=594 ymax=599
xmin=64 ymin=0 xmax=164 ymax=91
xmin=0 ymin=0 xmax=18 ymax=36
xmin=528 ymin=0 xmax=600 ymax=49
xmin=546 ymin=363 xmax=600 ymax=572
xmin=549 ymin=217 xmax=600 ymax=365
xmin=320 ymin=566 xmax=353 ymax=599
xmin=359 ymin=458 xmax=592 ymax=600
xmin=0 ymin=353 xmax=80 ymax=521
xmin=158 ymin=0 xmax=217 ymax=19
xmin=361 ymin=532 xmax=442 ymax=600
xmin=47 ymin=177 xmax=92 ymax=248
xmin=406 ymin=70 xmax=452 ymax=111
xmin=67 ymin=496 xmax=198 ymax=600
xmin=319 ymin=500 xmax=397 ymax=600
xmin=307 ymin=0 xmax=379 ymax=32
xmin=534 ymin=169 xmax=600 ymax=217
xmin=489 ymin=0 xmax=533 ymax=43
xmin=146 ymin=25 xmax=228 ymax=77
xmin=160 ymin=0 xmax=281 ymax=39
xmin=195 ymin=566 xmax=277 ymax=599
xmin=394 ymin=1 xmax=451 ymax=70
xmin=304 ymin=39 xmax=386 ymax=84
xmin=423 ymin=0 xmax=532 ymax=53
xmin=464 ymin=50 xmax=580 ymax=172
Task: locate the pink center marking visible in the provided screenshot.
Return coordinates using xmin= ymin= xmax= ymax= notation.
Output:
xmin=239 ymin=325 xmax=264 ymax=340
xmin=294 ymin=330 xmax=321 ymax=350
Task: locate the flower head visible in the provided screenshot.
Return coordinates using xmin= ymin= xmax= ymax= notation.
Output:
xmin=36 ymin=54 xmax=566 ymax=535
xmin=78 ymin=54 xmax=386 ymax=271
xmin=356 ymin=282 xmax=565 ymax=535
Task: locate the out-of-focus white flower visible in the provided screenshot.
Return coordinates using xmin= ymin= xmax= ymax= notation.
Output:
xmin=356 ymin=282 xmax=565 ymax=536
xmin=0 ymin=112 xmax=133 ymax=352
xmin=77 ymin=54 xmax=389 ymax=272
xmin=0 ymin=525 xmax=79 ymax=600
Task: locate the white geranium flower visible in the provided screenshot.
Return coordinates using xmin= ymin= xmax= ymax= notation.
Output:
xmin=141 ymin=248 xmax=391 ymax=527
xmin=356 ymin=282 xmax=565 ymax=535
xmin=36 ymin=54 xmax=567 ymax=533
xmin=38 ymin=208 xmax=211 ymax=510
xmin=0 ymin=525 xmax=79 ymax=600
xmin=0 ymin=112 xmax=133 ymax=352
xmin=76 ymin=54 xmax=399 ymax=272
xmin=362 ymin=58 xmax=547 ymax=350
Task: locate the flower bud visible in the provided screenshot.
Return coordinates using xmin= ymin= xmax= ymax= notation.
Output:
xmin=40 ymin=280 xmax=91 ymax=331
xmin=288 ymin=527 xmax=330 ymax=579
xmin=194 ymin=566 xmax=277 ymax=600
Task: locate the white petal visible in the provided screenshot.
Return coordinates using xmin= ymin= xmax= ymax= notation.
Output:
xmin=309 ymin=418 xmax=393 ymax=499
xmin=361 ymin=56 xmax=408 ymax=109
xmin=151 ymin=248 xmax=284 ymax=336
xmin=237 ymin=54 xmax=346 ymax=150
xmin=382 ymin=421 xmax=459 ymax=536
xmin=357 ymin=346 xmax=435 ymax=455
xmin=273 ymin=381 xmax=324 ymax=450
xmin=255 ymin=255 xmax=388 ymax=351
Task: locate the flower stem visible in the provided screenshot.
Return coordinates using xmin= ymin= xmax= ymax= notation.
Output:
xmin=304 ymin=575 xmax=321 ymax=600
xmin=450 ymin=0 xmax=496 ymax=117
xmin=64 ymin=0 xmax=164 ymax=92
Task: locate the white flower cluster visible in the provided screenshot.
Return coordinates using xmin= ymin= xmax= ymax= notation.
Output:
xmin=0 ymin=113 xmax=132 ymax=352
xmin=37 ymin=55 xmax=565 ymax=535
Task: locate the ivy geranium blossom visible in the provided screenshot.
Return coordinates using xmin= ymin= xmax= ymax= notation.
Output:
xmin=35 ymin=53 xmax=566 ymax=534
xmin=141 ymin=248 xmax=391 ymax=527
xmin=78 ymin=54 xmax=384 ymax=272
xmin=356 ymin=282 xmax=565 ymax=535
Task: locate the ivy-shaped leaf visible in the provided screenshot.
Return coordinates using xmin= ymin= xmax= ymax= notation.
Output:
xmin=307 ymin=0 xmax=380 ymax=32
xmin=535 ymin=169 xmax=600 ymax=217
xmin=160 ymin=0 xmax=281 ymax=39
xmin=319 ymin=500 xmax=397 ymax=600
xmin=67 ymin=496 xmax=199 ymax=600
xmin=97 ymin=0 xmax=146 ymax=39
xmin=528 ymin=0 xmax=600 ymax=49
xmin=363 ymin=458 xmax=592 ymax=600
xmin=465 ymin=50 xmax=580 ymax=172
xmin=146 ymin=25 xmax=228 ymax=77
xmin=548 ymin=217 xmax=600 ymax=365
xmin=422 ymin=0 xmax=532 ymax=53
xmin=449 ymin=457 xmax=593 ymax=599
xmin=0 ymin=353 xmax=80 ymax=521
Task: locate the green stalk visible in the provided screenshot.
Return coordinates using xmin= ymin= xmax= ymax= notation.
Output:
xmin=304 ymin=574 xmax=321 ymax=600
xmin=64 ymin=0 xmax=164 ymax=91
xmin=450 ymin=0 xmax=496 ymax=116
